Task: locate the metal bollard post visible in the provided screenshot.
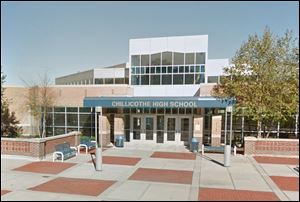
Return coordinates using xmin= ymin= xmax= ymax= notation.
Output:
xmin=201 ymin=144 xmax=204 ymax=155
xmin=234 ymin=146 xmax=237 ymax=156
xmin=224 ymin=145 xmax=231 ymax=167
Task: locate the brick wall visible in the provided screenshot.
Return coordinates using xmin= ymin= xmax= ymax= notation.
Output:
xmin=1 ymin=131 xmax=80 ymax=159
xmin=244 ymin=137 xmax=299 ymax=156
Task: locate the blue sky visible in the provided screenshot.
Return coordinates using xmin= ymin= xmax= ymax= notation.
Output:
xmin=1 ymin=1 xmax=299 ymax=85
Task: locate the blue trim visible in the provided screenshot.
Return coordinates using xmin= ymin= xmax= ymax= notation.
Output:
xmin=83 ymin=96 xmax=234 ymax=108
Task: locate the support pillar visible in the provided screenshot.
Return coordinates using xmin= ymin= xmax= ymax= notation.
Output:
xmin=211 ymin=115 xmax=222 ymax=147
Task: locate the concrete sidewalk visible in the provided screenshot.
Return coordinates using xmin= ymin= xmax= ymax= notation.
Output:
xmin=1 ymin=145 xmax=299 ymax=201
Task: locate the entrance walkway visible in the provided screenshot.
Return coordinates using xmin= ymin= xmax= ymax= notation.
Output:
xmin=1 ymin=145 xmax=299 ymax=201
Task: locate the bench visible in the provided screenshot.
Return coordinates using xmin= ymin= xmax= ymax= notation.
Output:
xmin=201 ymin=145 xmax=237 ymax=156
xmin=52 ymin=142 xmax=78 ymax=162
xmin=78 ymin=137 xmax=96 ymax=154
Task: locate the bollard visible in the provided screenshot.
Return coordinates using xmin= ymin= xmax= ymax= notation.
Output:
xmin=95 ymin=147 xmax=102 ymax=171
xmin=224 ymin=145 xmax=231 ymax=167
xmin=201 ymin=144 xmax=204 ymax=155
xmin=234 ymin=146 xmax=237 ymax=156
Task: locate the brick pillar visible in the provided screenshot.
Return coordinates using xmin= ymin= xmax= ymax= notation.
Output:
xmin=99 ymin=115 xmax=111 ymax=147
xmin=114 ymin=114 xmax=125 ymax=141
xmin=193 ymin=115 xmax=204 ymax=145
xmin=211 ymin=115 xmax=222 ymax=147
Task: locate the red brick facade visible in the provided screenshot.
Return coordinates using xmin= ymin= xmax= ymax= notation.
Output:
xmin=1 ymin=132 xmax=80 ymax=159
xmin=244 ymin=137 xmax=299 ymax=156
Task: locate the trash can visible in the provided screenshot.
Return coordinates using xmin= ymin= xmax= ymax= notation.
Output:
xmin=115 ymin=135 xmax=124 ymax=147
xmin=190 ymin=138 xmax=199 ymax=153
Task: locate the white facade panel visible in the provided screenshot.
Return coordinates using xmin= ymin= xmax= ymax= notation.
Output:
xmin=94 ymin=68 xmax=125 ymax=78
xmin=133 ymin=85 xmax=200 ymax=97
xmin=129 ymin=35 xmax=208 ymax=55
xmin=206 ymin=59 xmax=229 ymax=76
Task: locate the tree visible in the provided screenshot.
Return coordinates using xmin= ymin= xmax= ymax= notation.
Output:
xmin=1 ymin=71 xmax=22 ymax=137
xmin=24 ymin=72 xmax=56 ymax=138
xmin=212 ymin=28 xmax=299 ymax=138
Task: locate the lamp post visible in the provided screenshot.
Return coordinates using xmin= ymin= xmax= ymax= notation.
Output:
xmin=95 ymin=106 xmax=102 ymax=171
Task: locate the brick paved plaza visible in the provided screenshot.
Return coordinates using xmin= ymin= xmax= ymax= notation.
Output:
xmin=1 ymin=143 xmax=299 ymax=201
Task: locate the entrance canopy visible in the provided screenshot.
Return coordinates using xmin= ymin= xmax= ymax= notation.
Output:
xmin=83 ymin=96 xmax=234 ymax=108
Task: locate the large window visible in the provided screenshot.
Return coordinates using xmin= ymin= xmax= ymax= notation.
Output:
xmin=141 ymin=55 xmax=150 ymax=66
xmin=132 ymin=55 xmax=140 ymax=66
xmin=151 ymin=53 xmax=161 ymax=65
xmin=185 ymin=53 xmax=195 ymax=65
xmin=174 ymin=52 xmax=184 ymax=65
xmin=162 ymin=52 xmax=172 ymax=65
xmin=196 ymin=53 xmax=205 ymax=64
xmin=131 ymin=51 xmax=207 ymax=85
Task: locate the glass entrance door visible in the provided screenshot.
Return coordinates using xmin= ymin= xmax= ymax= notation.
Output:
xmin=180 ymin=117 xmax=192 ymax=145
xmin=132 ymin=116 xmax=142 ymax=140
xmin=166 ymin=117 xmax=176 ymax=141
xmin=145 ymin=116 xmax=154 ymax=141
xmin=131 ymin=115 xmax=156 ymax=142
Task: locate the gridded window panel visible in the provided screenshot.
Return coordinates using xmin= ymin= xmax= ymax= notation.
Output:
xmin=54 ymin=107 xmax=65 ymax=113
xmin=131 ymin=55 xmax=140 ymax=66
xmin=190 ymin=66 xmax=195 ymax=73
xmin=150 ymin=67 xmax=155 ymax=73
xmin=195 ymin=74 xmax=205 ymax=84
xmin=141 ymin=54 xmax=150 ymax=66
xmin=131 ymin=75 xmax=140 ymax=85
xmin=67 ymin=107 xmax=78 ymax=113
xmin=79 ymin=114 xmax=92 ymax=128
xmin=185 ymin=66 xmax=190 ymax=73
xmin=80 ymin=107 xmax=92 ymax=113
xmin=145 ymin=67 xmax=150 ymax=74
xmin=208 ymin=76 xmax=219 ymax=83
xmin=185 ymin=74 xmax=194 ymax=84
xmin=150 ymin=75 xmax=160 ymax=85
xmin=54 ymin=114 xmax=65 ymax=126
xmin=151 ymin=53 xmax=161 ymax=66
xmin=174 ymin=52 xmax=184 ymax=65
xmin=136 ymin=67 xmax=140 ymax=74
xmin=95 ymin=78 xmax=104 ymax=84
xmin=131 ymin=67 xmax=136 ymax=74
xmin=140 ymin=67 xmax=145 ymax=74
xmin=173 ymin=74 xmax=184 ymax=85
xmin=162 ymin=75 xmax=172 ymax=85
xmin=162 ymin=52 xmax=172 ymax=65
xmin=141 ymin=75 xmax=150 ymax=85
xmin=167 ymin=66 xmax=172 ymax=73
xmin=196 ymin=52 xmax=206 ymax=64
xmin=195 ymin=65 xmax=201 ymax=72
xmin=115 ymin=78 xmax=124 ymax=84
xmin=179 ymin=66 xmax=184 ymax=73
xmin=185 ymin=53 xmax=195 ymax=65
xmin=54 ymin=127 xmax=65 ymax=135
xmin=201 ymin=65 xmax=205 ymax=72
xmin=67 ymin=114 xmax=78 ymax=126
xmin=104 ymin=78 xmax=114 ymax=84
xmin=162 ymin=66 xmax=167 ymax=73
xmin=156 ymin=66 xmax=161 ymax=74
xmin=173 ymin=66 xmax=179 ymax=73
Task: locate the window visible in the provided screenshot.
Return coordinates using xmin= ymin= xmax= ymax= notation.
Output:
xmin=141 ymin=54 xmax=150 ymax=66
xmin=173 ymin=66 xmax=178 ymax=73
xmin=141 ymin=75 xmax=149 ymax=85
xmin=162 ymin=52 xmax=172 ymax=65
xmin=195 ymin=74 xmax=205 ymax=84
xmin=167 ymin=66 xmax=172 ymax=73
xmin=54 ymin=114 xmax=65 ymax=126
xmin=131 ymin=67 xmax=136 ymax=74
xmin=95 ymin=78 xmax=103 ymax=84
xmin=131 ymin=75 xmax=140 ymax=85
xmin=162 ymin=75 xmax=172 ymax=85
xmin=185 ymin=53 xmax=195 ymax=64
xmin=131 ymin=55 xmax=140 ymax=66
xmin=151 ymin=53 xmax=161 ymax=65
xmin=179 ymin=66 xmax=184 ymax=73
xmin=173 ymin=74 xmax=183 ymax=85
xmin=115 ymin=78 xmax=124 ymax=84
xmin=174 ymin=52 xmax=184 ymax=65
xmin=67 ymin=114 xmax=78 ymax=126
xmin=185 ymin=74 xmax=194 ymax=84
xmin=151 ymin=75 xmax=160 ymax=85
xmin=162 ymin=66 xmax=167 ymax=73
xmin=201 ymin=65 xmax=205 ymax=72
xmin=196 ymin=52 xmax=205 ymax=64
xmin=208 ymin=76 xmax=219 ymax=83
xmin=150 ymin=67 xmax=155 ymax=73
xmin=104 ymin=78 xmax=113 ymax=84
xmin=185 ymin=66 xmax=190 ymax=73
xmin=156 ymin=66 xmax=161 ymax=74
